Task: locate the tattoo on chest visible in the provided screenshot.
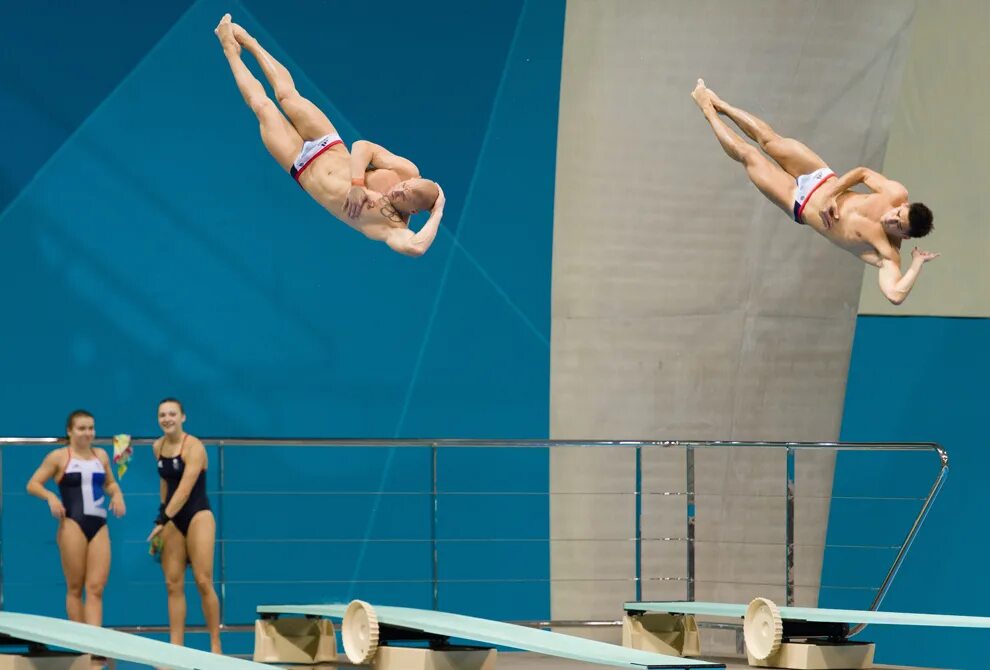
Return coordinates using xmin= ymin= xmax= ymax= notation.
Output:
xmin=374 ymin=197 xmax=403 ymax=223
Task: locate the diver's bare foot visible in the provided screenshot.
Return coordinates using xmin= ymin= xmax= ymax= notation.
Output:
xmin=707 ymin=87 xmax=727 ymax=112
xmin=231 ymin=22 xmax=250 ymax=43
xmin=691 ymin=78 xmax=712 ymax=110
xmin=214 ymin=13 xmax=240 ymax=54
xmin=214 ymin=12 xmax=231 ymax=35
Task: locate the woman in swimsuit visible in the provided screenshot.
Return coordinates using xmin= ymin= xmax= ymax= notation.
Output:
xmin=147 ymin=398 xmax=221 ymax=653
xmin=26 ymin=409 xmax=126 ymax=625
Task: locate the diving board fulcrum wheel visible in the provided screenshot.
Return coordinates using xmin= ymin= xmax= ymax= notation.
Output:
xmin=343 ymin=600 xmax=380 ymax=664
xmin=743 ymin=597 xmax=783 ymax=661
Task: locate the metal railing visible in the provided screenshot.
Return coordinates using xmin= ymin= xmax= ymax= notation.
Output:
xmin=0 ymin=437 xmax=948 ymax=637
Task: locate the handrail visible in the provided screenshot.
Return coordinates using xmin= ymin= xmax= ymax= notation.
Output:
xmin=853 ymin=447 xmax=947 ymax=635
xmin=0 ymin=437 xmax=948 ymax=454
xmin=0 ymin=437 xmax=947 ymax=637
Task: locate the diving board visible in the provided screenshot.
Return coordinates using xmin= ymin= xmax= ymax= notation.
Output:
xmin=257 ymin=600 xmax=725 ymax=669
xmin=0 ymin=612 xmax=275 ymax=670
xmin=625 ymin=598 xmax=990 ymax=669
xmin=625 ymin=600 xmax=990 ymax=629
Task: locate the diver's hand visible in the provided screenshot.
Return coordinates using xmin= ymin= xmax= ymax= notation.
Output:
xmin=345 ymin=186 xmax=369 ymax=220
xmin=911 ymin=247 xmax=940 ymax=263
xmin=432 ymin=185 xmax=445 ymax=215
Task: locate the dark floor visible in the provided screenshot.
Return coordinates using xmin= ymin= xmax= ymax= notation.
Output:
xmin=257 ymin=650 xmax=950 ymax=670
xmin=471 ymin=651 xmax=949 ymax=670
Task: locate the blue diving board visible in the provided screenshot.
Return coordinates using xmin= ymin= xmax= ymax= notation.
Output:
xmin=259 ymin=603 xmax=724 ymax=669
xmin=625 ymin=601 xmax=990 ymax=629
xmin=0 ymin=611 xmax=275 ymax=670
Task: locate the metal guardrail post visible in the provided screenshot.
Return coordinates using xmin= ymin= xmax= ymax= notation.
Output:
xmin=635 ymin=445 xmax=643 ymax=602
xmin=217 ymin=440 xmax=226 ymax=626
xmin=785 ymin=447 xmax=795 ymax=606
xmin=432 ymin=443 xmax=439 ymax=611
xmin=0 ymin=445 xmax=5 ymax=610
xmin=686 ymin=445 xmax=696 ymax=601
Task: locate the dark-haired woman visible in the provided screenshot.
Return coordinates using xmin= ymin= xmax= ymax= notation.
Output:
xmin=27 ymin=410 xmax=126 ymax=624
xmin=147 ymin=398 xmax=221 ymax=653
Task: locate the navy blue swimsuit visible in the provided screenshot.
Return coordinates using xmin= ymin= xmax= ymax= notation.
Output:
xmin=58 ymin=450 xmax=108 ymax=541
xmin=157 ymin=435 xmax=211 ymax=535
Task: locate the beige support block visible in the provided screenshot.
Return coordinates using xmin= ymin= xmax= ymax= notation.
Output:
xmin=371 ymin=646 xmax=497 ymax=670
xmin=748 ymin=641 xmax=875 ymax=670
xmin=0 ymin=654 xmax=91 ymax=670
xmin=253 ymin=617 xmax=338 ymax=664
xmin=621 ymin=613 xmax=700 ymax=657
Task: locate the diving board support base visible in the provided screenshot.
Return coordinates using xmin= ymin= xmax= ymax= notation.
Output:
xmin=0 ymin=653 xmax=92 ymax=670
xmin=370 ymin=646 xmax=496 ymax=670
xmin=747 ymin=640 xmax=874 ymax=670
xmin=743 ymin=598 xmax=874 ymax=669
xmin=0 ymin=633 xmax=94 ymax=670
xmin=252 ymin=617 xmax=337 ymax=664
xmin=621 ymin=613 xmax=699 ymax=657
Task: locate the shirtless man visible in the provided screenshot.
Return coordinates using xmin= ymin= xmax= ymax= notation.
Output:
xmin=691 ymin=79 xmax=937 ymax=304
xmin=215 ymin=14 xmax=444 ymax=257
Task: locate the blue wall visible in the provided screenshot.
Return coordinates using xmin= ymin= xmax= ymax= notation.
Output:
xmin=0 ymin=0 xmax=564 ymax=657
xmin=826 ymin=316 xmax=989 ymax=669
